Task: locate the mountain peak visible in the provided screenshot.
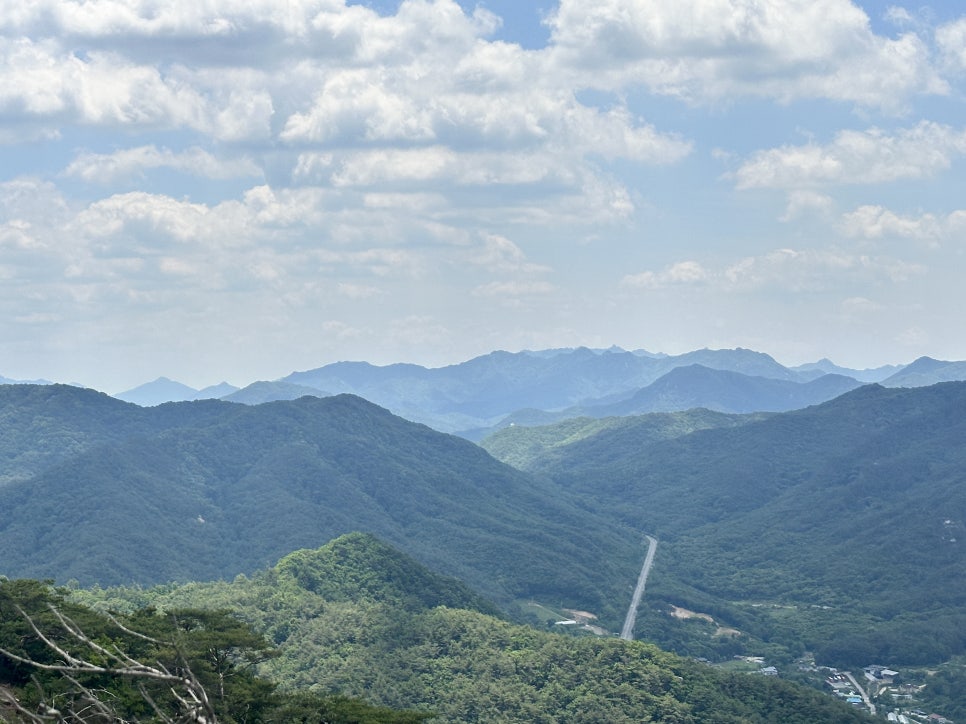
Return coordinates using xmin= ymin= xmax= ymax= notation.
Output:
xmin=276 ymin=533 xmax=500 ymax=615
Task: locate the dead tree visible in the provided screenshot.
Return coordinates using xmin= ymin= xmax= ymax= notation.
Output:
xmin=0 ymin=603 xmax=219 ymax=724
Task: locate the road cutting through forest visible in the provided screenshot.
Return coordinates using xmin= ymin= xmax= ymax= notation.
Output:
xmin=620 ymin=535 xmax=658 ymax=640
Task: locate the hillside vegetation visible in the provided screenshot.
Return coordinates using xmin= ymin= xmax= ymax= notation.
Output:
xmin=0 ymin=576 xmax=429 ymax=723
xmin=5 ymin=378 xmax=966 ymax=690
xmin=73 ymin=533 xmax=872 ymax=724
xmin=0 ymin=385 xmax=639 ymax=621
xmin=488 ymin=382 xmax=966 ymax=667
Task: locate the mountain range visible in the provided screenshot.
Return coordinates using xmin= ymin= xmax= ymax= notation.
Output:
xmin=0 ymin=384 xmax=639 ymax=616
xmin=3 ymin=365 xmax=966 ymax=717
xmin=2 ymin=377 xmax=966 ymax=672
xmin=100 ymin=347 xmax=966 ymax=436
xmin=481 ymin=381 xmax=966 ymax=667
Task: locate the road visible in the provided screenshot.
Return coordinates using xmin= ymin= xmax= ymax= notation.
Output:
xmin=620 ymin=535 xmax=658 ymax=640
xmin=843 ymin=671 xmax=876 ymax=717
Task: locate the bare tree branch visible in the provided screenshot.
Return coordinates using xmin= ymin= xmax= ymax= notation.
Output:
xmin=0 ymin=604 xmax=219 ymax=724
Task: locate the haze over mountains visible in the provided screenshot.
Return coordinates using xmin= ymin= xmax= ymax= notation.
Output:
xmin=98 ymin=346 xmax=966 ymax=436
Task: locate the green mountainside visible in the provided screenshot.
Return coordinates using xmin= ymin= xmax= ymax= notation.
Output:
xmin=73 ymin=533 xmax=872 ymax=724
xmin=480 ymin=408 xmax=766 ymax=472
xmin=0 ymin=386 xmax=639 ymax=619
xmin=0 ymin=577 xmax=430 ymax=723
xmin=5 ymin=377 xmax=966 ymax=708
xmin=490 ymin=382 xmax=966 ymax=668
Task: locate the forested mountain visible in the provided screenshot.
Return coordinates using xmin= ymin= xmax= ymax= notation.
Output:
xmin=0 ymin=385 xmax=639 ymax=618
xmin=482 ymin=365 xmax=862 ymax=432
xmin=480 ymin=408 xmax=766 ymax=472
xmin=881 ymin=355 xmax=966 ymax=387
xmin=73 ymin=533 xmax=872 ymax=724
xmin=222 ymin=380 xmax=327 ymax=404
xmin=99 ymin=346 xmax=915 ymax=433
xmin=791 ymin=357 xmax=903 ymax=383
xmin=5 ymin=377 xmax=966 ymax=704
xmin=276 ymin=347 xmax=870 ymax=432
xmin=0 ymin=384 xmax=230 ymax=485
xmin=115 ymin=377 xmax=241 ymax=405
xmin=487 ymin=382 xmax=966 ymax=667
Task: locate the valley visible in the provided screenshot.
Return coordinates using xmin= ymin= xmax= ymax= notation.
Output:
xmin=621 ymin=534 xmax=659 ymax=640
xmin=2 ymin=349 xmax=966 ymax=721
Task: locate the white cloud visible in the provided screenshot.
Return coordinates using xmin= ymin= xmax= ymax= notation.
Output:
xmin=473 ymin=280 xmax=556 ymax=297
xmin=780 ymin=190 xmax=834 ymax=221
xmin=0 ymin=0 xmax=328 ymax=41
xmin=337 ymin=282 xmax=383 ymax=299
xmin=0 ymin=0 xmax=696 ymax=230
xmin=0 ymin=38 xmax=208 ymax=131
xmin=621 ymin=260 xmax=710 ymax=289
xmin=546 ymin=0 xmax=947 ymax=109
xmin=64 ymin=145 xmax=262 ymax=183
xmin=0 ymin=179 xmax=70 ymax=223
xmin=723 ymin=248 xmax=924 ymax=289
xmin=623 ymin=248 xmax=924 ymax=294
xmin=732 ymin=121 xmax=966 ymax=190
xmin=936 ymin=18 xmax=966 ymax=72
xmin=840 ymin=296 xmax=883 ymax=318
xmin=74 ymin=192 xmax=214 ymax=244
xmin=470 ymin=233 xmax=550 ymax=274
xmin=0 ymin=220 xmax=44 ymax=251
xmin=841 ymin=205 xmax=966 ymax=242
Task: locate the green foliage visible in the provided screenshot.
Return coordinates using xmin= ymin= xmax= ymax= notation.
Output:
xmin=74 ymin=535 xmax=872 ymax=724
xmin=275 ymin=533 xmax=501 ymax=617
xmin=521 ymin=383 xmax=966 ymax=670
xmin=912 ymin=662 xmax=966 ymax=720
xmin=480 ymin=409 xmax=763 ymax=472
xmin=0 ymin=389 xmax=640 ymax=620
xmin=6 ymin=375 xmax=966 ymax=712
xmin=0 ymin=578 xmax=430 ymax=723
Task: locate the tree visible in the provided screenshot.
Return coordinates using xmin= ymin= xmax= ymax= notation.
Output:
xmin=0 ymin=580 xmax=432 ymax=724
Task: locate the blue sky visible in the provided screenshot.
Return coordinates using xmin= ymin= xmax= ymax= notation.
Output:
xmin=2 ymin=0 xmax=966 ymax=392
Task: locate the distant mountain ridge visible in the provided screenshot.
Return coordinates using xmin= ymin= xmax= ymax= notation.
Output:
xmin=494 ymin=365 xmax=864 ymax=426
xmin=22 ymin=346 xmax=966 ymax=434
xmin=227 ymin=346 xmax=917 ymax=433
xmin=115 ymin=377 xmax=239 ymax=405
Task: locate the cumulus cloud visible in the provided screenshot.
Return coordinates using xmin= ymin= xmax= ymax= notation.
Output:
xmin=0 ymin=0 xmax=695 ymax=227
xmin=723 ymin=248 xmax=924 ymax=289
xmin=780 ymin=190 xmax=835 ymax=221
xmin=622 ymin=248 xmax=924 ymax=294
xmin=841 ymin=205 xmax=966 ymax=242
xmin=936 ymin=18 xmax=966 ymax=72
xmin=337 ymin=282 xmax=383 ymax=299
xmin=472 ymin=280 xmax=556 ymax=297
xmin=64 ymin=145 xmax=262 ymax=183
xmin=545 ymin=0 xmax=947 ymax=109
xmin=732 ymin=121 xmax=966 ymax=190
xmin=470 ymin=233 xmax=550 ymax=274
xmin=3 ymin=0 xmax=964 ymax=386
xmin=621 ymin=260 xmax=710 ymax=289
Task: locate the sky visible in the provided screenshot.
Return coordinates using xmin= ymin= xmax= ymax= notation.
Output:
xmin=2 ymin=0 xmax=966 ymax=392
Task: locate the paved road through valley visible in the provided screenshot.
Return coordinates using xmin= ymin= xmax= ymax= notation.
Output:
xmin=620 ymin=535 xmax=658 ymax=640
